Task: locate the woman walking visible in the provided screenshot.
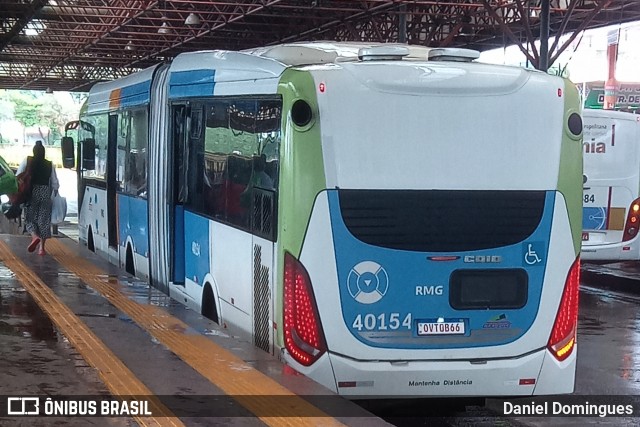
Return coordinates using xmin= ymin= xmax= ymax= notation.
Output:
xmin=16 ymin=141 xmax=59 ymax=255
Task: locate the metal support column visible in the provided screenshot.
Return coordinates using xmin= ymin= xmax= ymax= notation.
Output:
xmin=398 ymin=4 xmax=407 ymax=43
xmin=539 ymin=0 xmax=550 ymax=71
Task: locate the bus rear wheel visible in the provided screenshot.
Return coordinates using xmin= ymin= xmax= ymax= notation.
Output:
xmin=202 ymin=285 xmax=219 ymax=324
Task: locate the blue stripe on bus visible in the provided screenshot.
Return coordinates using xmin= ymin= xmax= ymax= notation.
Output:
xmin=168 ymin=69 xmax=216 ymax=99
xmin=116 ymin=80 xmax=152 ymax=108
xmin=327 ymin=190 xmax=555 ymax=350
xmin=183 ymin=210 xmax=210 ymax=287
xmin=117 ymin=194 xmax=149 ymax=256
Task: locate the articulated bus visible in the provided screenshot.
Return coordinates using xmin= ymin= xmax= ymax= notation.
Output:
xmin=581 ymin=109 xmax=640 ymax=261
xmin=63 ymin=42 xmax=583 ymax=398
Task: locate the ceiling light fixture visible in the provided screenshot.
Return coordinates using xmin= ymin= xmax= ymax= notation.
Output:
xmin=125 ymin=40 xmax=136 ymax=51
xmin=185 ymin=13 xmax=201 ymax=26
xmin=45 ymin=87 xmax=53 ymax=94
xmin=158 ymin=21 xmax=172 ymax=34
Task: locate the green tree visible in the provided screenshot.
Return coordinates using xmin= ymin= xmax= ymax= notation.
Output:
xmin=0 ymin=98 xmax=14 ymax=122
xmin=0 ymin=89 xmax=86 ymax=145
xmin=9 ymin=91 xmax=41 ymax=127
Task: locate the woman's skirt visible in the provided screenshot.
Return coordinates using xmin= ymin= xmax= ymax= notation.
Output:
xmin=25 ymin=184 xmax=52 ymax=239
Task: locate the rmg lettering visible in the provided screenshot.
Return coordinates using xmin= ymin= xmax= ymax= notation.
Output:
xmin=415 ymin=285 xmax=443 ymax=296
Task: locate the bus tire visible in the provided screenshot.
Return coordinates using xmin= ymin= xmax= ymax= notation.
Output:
xmin=202 ymin=284 xmax=219 ymax=324
xmin=125 ymin=244 xmax=135 ymax=276
xmin=87 ymin=227 xmax=95 ymax=252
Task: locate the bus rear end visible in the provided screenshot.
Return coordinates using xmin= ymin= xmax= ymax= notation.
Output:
xmin=277 ymin=54 xmax=583 ymax=398
xmin=582 ymin=109 xmax=640 ymax=261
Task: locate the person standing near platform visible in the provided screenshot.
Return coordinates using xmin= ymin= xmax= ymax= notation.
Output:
xmin=16 ymin=140 xmax=59 ymax=255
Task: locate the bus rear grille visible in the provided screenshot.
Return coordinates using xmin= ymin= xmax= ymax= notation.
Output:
xmin=338 ymin=190 xmax=546 ymax=252
xmin=253 ymin=245 xmax=271 ymax=353
xmin=252 ymin=188 xmax=276 ymax=241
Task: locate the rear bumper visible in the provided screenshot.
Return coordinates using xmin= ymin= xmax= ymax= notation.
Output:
xmin=581 ymin=240 xmax=640 ymax=261
xmin=285 ymin=347 xmax=576 ymax=398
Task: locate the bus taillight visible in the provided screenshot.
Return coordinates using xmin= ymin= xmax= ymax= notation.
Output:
xmin=283 ymin=252 xmax=327 ymax=366
xmin=547 ymin=257 xmax=580 ymax=362
xmin=623 ymin=198 xmax=640 ymax=242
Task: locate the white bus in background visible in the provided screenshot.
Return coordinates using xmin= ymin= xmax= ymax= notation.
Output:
xmin=582 ymin=109 xmax=640 ymax=261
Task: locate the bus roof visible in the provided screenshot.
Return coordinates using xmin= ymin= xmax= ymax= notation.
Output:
xmin=171 ymin=41 xmax=435 ymax=71
xmin=167 ymin=42 xmax=550 ymax=99
xmin=87 ymin=64 xmax=161 ymax=114
xmin=583 ymin=108 xmax=640 ymax=122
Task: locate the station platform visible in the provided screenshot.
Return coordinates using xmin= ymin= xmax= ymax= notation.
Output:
xmin=0 ymin=229 xmax=390 ymax=427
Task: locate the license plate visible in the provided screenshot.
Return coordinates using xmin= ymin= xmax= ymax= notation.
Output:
xmin=417 ymin=320 xmax=465 ymax=336
xmin=582 ymin=232 xmax=589 ymax=241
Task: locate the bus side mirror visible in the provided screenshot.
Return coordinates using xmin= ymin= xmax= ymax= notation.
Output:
xmin=82 ymin=138 xmax=96 ymax=170
xmin=61 ymin=136 xmax=75 ymax=169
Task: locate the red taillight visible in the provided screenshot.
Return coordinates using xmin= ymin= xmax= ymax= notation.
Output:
xmin=283 ymin=252 xmax=327 ymax=366
xmin=547 ymin=257 xmax=580 ymax=361
xmin=623 ymin=198 xmax=640 ymax=242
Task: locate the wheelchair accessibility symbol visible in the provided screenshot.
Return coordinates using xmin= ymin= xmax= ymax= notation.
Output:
xmin=347 ymin=261 xmax=389 ymax=304
xmin=524 ymin=242 xmax=544 ymax=266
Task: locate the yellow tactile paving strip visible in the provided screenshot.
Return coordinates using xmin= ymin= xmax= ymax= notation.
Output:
xmin=0 ymin=240 xmax=184 ymax=427
xmin=46 ymin=239 xmax=346 ymax=427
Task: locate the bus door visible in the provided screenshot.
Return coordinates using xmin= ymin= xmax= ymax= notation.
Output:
xmin=170 ymin=104 xmax=188 ymax=285
xmin=107 ymin=114 xmax=119 ymax=249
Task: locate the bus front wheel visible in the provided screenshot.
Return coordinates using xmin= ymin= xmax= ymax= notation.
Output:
xmin=87 ymin=227 xmax=95 ymax=252
xmin=125 ymin=245 xmax=135 ymax=276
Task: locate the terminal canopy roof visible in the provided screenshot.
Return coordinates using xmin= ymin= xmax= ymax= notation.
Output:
xmin=1 ymin=0 xmax=639 ymax=92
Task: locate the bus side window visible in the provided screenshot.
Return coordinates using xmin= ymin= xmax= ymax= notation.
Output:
xmin=203 ymin=154 xmax=226 ymax=219
xmin=265 ymin=159 xmax=278 ymax=188
xmin=249 ymin=100 xmax=281 ymax=241
xmin=198 ymin=97 xmax=281 ymax=240
xmin=226 ymin=155 xmax=251 ymax=227
xmin=81 ymin=114 xmax=108 ymax=180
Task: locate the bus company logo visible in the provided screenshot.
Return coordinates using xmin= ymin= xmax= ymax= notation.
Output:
xmin=347 ymin=261 xmax=389 ymax=304
xmin=463 ymin=255 xmax=502 ymax=263
xmin=191 ymin=241 xmax=201 ymax=257
xmin=483 ymin=314 xmax=512 ymax=329
xmin=583 ymin=141 xmax=606 ymax=154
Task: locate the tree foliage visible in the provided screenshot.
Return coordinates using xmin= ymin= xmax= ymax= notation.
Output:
xmin=0 ymin=89 xmax=86 ymax=144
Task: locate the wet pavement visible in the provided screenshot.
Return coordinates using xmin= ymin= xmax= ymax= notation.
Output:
xmin=483 ymin=280 xmax=640 ymax=427
xmin=0 ymin=212 xmax=106 ymax=427
xmin=0 ymin=264 xmax=134 ymax=426
xmin=576 ymin=283 xmax=640 ymax=395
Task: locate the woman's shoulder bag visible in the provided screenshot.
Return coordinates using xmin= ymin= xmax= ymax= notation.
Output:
xmin=8 ymin=157 xmax=33 ymax=206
